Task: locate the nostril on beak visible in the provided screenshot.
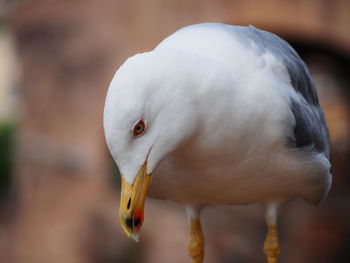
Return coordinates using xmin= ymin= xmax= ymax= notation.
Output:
xmin=127 ymin=197 xmax=131 ymax=210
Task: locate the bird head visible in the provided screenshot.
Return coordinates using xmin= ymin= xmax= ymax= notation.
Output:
xmin=103 ymin=50 xmax=202 ymax=241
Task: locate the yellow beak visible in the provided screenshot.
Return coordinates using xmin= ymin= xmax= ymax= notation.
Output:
xmin=119 ymin=162 xmax=151 ymax=242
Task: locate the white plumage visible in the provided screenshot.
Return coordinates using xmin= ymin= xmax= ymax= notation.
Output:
xmin=103 ymin=23 xmax=332 ymax=262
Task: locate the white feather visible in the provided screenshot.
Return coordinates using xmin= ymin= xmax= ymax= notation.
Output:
xmin=103 ymin=23 xmax=331 ymax=207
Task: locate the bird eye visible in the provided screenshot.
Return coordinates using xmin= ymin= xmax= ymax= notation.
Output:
xmin=133 ymin=120 xmax=146 ymax=136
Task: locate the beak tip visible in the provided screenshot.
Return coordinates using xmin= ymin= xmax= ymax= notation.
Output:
xmin=119 ymin=217 xmax=141 ymax=243
xmin=130 ymin=234 xmax=140 ymax=242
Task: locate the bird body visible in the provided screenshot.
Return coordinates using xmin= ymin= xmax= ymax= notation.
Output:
xmin=104 ymin=23 xmax=332 ymax=262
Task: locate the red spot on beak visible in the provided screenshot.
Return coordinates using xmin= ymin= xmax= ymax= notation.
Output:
xmin=133 ymin=210 xmax=144 ymax=233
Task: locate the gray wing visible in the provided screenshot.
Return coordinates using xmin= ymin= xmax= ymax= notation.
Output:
xmin=213 ymin=23 xmax=331 ymax=158
xmin=241 ymin=25 xmax=330 ymax=158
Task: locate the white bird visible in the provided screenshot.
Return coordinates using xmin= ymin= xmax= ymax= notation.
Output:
xmin=103 ymin=23 xmax=332 ymax=263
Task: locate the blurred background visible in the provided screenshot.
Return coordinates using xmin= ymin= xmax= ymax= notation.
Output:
xmin=0 ymin=0 xmax=349 ymax=262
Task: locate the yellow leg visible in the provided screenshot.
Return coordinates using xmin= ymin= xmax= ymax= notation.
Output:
xmin=263 ymin=223 xmax=280 ymax=263
xmin=188 ymin=218 xmax=204 ymax=263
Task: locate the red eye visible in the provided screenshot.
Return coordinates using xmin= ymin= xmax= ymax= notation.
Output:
xmin=133 ymin=120 xmax=146 ymax=136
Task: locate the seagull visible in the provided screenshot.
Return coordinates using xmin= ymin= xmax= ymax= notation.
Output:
xmin=103 ymin=23 xmax=332 ymax=263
